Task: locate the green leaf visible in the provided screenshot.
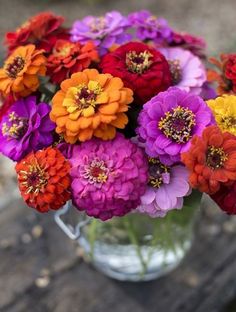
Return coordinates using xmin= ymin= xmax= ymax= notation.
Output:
xmin=183 ymin=189 xmax=203 ymax=210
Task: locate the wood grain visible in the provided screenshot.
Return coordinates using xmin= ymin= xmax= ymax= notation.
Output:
xmin=0 ymin=197 xmax=236 ymax=312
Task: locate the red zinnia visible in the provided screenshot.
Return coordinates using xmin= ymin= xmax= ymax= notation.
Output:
xmin=15 ymin=147 xmax=71 ymax=212
xmin=181 ymin=125 xmax=236 ymax=194
xmin=100 ymin=42 xmax=171 ymax=104
xmin=5 ymin=12 xmax=66 ymax=54
xmin=224 ymin=54 xmax=236 ymax=90
xmin=211 ymin=182 xmax=236 ymax=215
xmin=47 ymin=40 xmax=99 ymax=84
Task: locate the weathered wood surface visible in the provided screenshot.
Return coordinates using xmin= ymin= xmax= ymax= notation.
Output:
xmin=0 ymin=197 xmax=236 ymax=312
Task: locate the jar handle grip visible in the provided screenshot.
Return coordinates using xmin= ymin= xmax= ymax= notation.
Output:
xmin=54 ymin=203 xmax=90 ymax=240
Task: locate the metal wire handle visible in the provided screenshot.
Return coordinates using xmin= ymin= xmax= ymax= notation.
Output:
xmin=54 ymin=202 xmax=90 ymax=240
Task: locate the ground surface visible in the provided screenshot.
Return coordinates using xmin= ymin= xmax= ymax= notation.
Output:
xmin=0 ymin=0 xmax=236 ymax=311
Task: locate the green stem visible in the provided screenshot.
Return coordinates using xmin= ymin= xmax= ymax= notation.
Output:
xmin=88 ymin=218 xmax=98 ymax=260
xmin=123 ymin=216 xmax=147 ymax=277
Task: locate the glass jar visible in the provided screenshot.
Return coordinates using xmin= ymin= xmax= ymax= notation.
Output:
xmin=55 ymin=199 xmax=199 ymax=282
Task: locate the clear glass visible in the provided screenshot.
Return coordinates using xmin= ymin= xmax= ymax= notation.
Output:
xmin=55 ymin=203 xmax=198 ymax=282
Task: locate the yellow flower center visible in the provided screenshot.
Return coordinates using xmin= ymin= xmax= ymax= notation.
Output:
xmin=89 ymin=17 xmax=106 ymax=33
xmin=83 ymin=158 xmax=109 ymax=185
xmin=5 ymin=56 xmax=25 ymax=79
xmin=20 ymin=163 xmax=48 ymax=194
xmin=159 ymin=106 xmax=196 ymax=143
xmin=53 ymin=43 xmax=74 ymax=57
xmin=148 ymin=158 xmax=170 ymax=188
xmin=206 ymin=146 xmax=228 ymax=169
xmin=63 ymin=81 xmax=103 ymax=118
xmin=221 ymin=116 xmax=236 ymax=128
xmin=126 ymin=50 xmax=153 ymax=74
xmin=2 ymin=112 xmax=28 ymax=139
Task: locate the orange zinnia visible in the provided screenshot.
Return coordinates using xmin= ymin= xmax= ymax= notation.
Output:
xmin=15 ymin=147 xmax=71 ymax=212
xmin=0 ymin=44 xmax=46 ymax=97
xmin=47 ymin=40 xmax=99 ymax=84
xmin=50 ymin=68 xmax=133 ymax=143
xmin=181 ymin=125 xmax=236 ymax=194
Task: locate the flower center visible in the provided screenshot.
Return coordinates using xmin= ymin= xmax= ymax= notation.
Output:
xmin=126 ymin=50 xmax=153 ymax=74
xmin=148 ymin=158 xmax=170 ymax=188
xmin=63 ymin=81 xmax=103 ymax=115
xmin=20 ymin=162 xmax=48 ymax=194
xmin=221 ymin=116 xmax=236 ymax=128
xmin=206 ymin=146 xmax=228 ymax=169
xmin=5 ymin=56 xmax=25 ymax=79
xmin=159 ymin=106 xmax=196 ymax=143
xmin=83 ymin=158 xmax=109 ymax=185
xmin=53 ymin=42 xmax=74 ymax=57
xmin=89 ymin=17 xmax=106 ymax=34
xmin=2 ymin=112 xmax=28 ymax=139
xmin=168 ymin=59 xmax=182 ymax=84
xmin=76 ymin=86 xmax=97 ymax=108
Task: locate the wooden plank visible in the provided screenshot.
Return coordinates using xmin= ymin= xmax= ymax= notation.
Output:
xmin=0 ymin=198 xmax=236 ymax=312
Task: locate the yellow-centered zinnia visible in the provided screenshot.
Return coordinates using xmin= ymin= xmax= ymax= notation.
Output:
xmin=207 ymin=95 xmax=236 ymax=136
xmin=50 ymin=69 xmax=133 ymax=143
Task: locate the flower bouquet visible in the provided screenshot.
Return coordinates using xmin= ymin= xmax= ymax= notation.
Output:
xmin=0 ymin=10 xmax=235 ymax=281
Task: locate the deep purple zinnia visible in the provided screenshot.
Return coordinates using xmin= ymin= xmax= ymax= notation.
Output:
xmin=70 ymin=11 xmax=131 ymax=56
xmin=137 ymin=87 xmax=215 ymax=164
xmin=69 ymin=134 xmax=148 ymax=221
xmin=0 ymin=96 xmax=55 ymax=161
xmin=128 ymin=10 xmax=173 ymax=44
xmin=137 ymin=158 xmax=191 ymax=218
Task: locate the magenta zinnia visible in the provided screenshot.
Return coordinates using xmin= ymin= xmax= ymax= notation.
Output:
xmin=69 ymin=134 xmax=148 ymax=221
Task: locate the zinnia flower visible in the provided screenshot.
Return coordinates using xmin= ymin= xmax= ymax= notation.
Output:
xmin=224 ymin=54 xmax=236 ymax=89
xmin=47 ymin=40 xmax=99 ymax=84
xmin=50 ymin=68 xmax=133 ymax=143
xmin=0 ymin=96 xmax=55 ymax=161
xmin=16 ymin=147 xmax=71 ymax=212
xmin=128 ymin=10 xmax=173 ymax=43
xmin=0 ymin=44 xmax=46 ymax=97
xmin=181 ymin=125 xmax=236 ymax=194
xmin=70 ymin=11 xmax=131 ymax=56
xmin=211 ymin=182 xmax=236 ymax=215
xmin=137 ymin=87 xmax=214 ymax=164
xmin=169 ymin=31 xmax=206 ymax=59
xmin=207 ymin=95 xmax=236 ymax=135
xmin=69 ymin=134 xmax=148 ymax=221
xmin=100 ymin=42 xmax=171 ymax=104
xmin=137 ymin=157 xmax=190 ymax=217
xmin=159 ymin=47 xmax=206 ymax=94
xmin=208 ymin=54 xmax=236 ymax=95
xmin=5 ymin=12 xmax=65 ymax=53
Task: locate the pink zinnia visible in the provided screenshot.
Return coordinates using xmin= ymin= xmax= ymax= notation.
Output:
xmin=69 ymin=134 xmax=148 ymax=221
xmin=159 ymin=47 xmax=206 ymax=95
xmin=137 ymin=158 xmax=191 ymax=218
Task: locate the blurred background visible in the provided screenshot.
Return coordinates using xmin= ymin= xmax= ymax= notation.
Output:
xmin=1 ymin=1 xmax=236 ymax=312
